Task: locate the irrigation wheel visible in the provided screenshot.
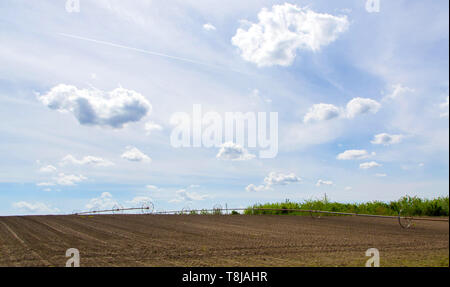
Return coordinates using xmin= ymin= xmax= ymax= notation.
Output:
xmin=213 ymin=204 xmax=223 ymax=215
xmin=398 ymin=209 xmax=414 ymax=229
xmin=182 ymin=206 xmax=191 ymax=215
xmin=141 ymin=201 xmax=154 ymax=214
xmin=309 ymin=211 xmax=322 ymax=219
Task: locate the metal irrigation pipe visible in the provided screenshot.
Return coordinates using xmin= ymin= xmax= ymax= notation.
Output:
xmin=153 ymin=208 xmax=228 ymax=215
xmin=74 ymin=206 xmax=448 ymax=229
xmin=152 ymin=207 xmax=448 ymax=221
xmin=248 ymin=208 xmax=449 ymax=222
xmin=74 ymin=206 xmax=149 ymax=215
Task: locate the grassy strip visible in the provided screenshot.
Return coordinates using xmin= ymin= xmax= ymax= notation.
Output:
xmin=245 ymin=195 xmax=449 ymax=217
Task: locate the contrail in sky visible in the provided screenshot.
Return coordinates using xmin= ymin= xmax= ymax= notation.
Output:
xmin=58 ymin=32 xmax=246 ymax=74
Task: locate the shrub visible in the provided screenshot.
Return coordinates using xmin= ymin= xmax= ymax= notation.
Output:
xmin=244 ymin=196 xmax=449 ymax=217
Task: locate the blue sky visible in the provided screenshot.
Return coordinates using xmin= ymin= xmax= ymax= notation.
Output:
xmin=0 ymin=0 xmax=448 ymax=215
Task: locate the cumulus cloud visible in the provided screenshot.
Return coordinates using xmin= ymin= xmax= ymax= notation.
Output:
xmin=304 ymin=97 xmax=380 ymax=124
xmin=56 ymin=173 xmax=87 ymax=186
xmin=231 ymin=3 xmax=349 ymax=67
xmin=39 ymin=165 xmax=57 ymax=173
xmin=316 ymin=179 xmax=333 ymax=186
xmin=203 ymin=23 xmax=216 ymax=31
xmin=39 ymin=84 xmax=152 ymax=128
xmin=13 ymin=201 xmax=60 ymax=214
xmin=216 ymin=142 xmax=255 ymax=161
xmin=60 ymin=154 xmax=114 ymax=167
xmin=371 ymin=133 xmax=403 ymax=145
xmin=303 ymin=103 xmax=341 ymax=123
xmin=246 ymin=171 xmax=301 ymax=192
xmin=121 ymin=146 xmax=151 ymax=162
xmin=345 ymin=98 xmax=381 ymax=118
xmin=145 ymin=121 xmax=163 ymax=135
xmin=170 ymin=189 xmax=208 ymax=203
xmin=38 ymin=173 xmax=87 ymax=187
xmin=85 ymin=192 xmax=118 ymax=210
xmin=359 ymin=161 xmax=382 ymax=169
xmin=264 ymin=172 xmax=302 ymax=186
xmin=375 ymin=173 xmax=387 ymax=177
xmin=337 ymin=150 xmax=375 ymax=160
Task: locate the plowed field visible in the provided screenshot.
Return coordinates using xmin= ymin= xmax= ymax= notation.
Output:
xmin=0 ymin=215 xmax=447 ymax=267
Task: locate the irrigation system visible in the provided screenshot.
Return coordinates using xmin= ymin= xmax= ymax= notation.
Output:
xmin=72 ymin=202 xmax=449 ymax=229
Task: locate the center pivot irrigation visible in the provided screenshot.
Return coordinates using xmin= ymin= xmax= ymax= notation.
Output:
xmin=73 ymin=202 xmax=448 ymax=229
xmin=74 ymin=201 xmax=154 ymax=216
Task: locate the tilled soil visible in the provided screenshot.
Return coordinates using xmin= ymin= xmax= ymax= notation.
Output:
xmin=0 ymin=214 xmax=448 ymax=267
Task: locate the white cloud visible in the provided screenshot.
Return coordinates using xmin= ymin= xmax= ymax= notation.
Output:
xmin=375 ymin=173 xmax=387 ymax=177
xmin=145 ymin=121 xmax=163 ymax=135
xmin=13 ymin=201 xmax=60 ymax=214
xmin=60 ymin=154 xmax=114 ymax=167
xmin=203 ymin=23 xmax=216 ymax=31
xmin=231 ymin=3 xmax=349 ymax=67
xmin=384 ymin=84 xmax=415 ymax=101
xmin=39 ymin=84 xmax=152 ymax=128
xmin=216 ymin=142 xmax=255 ymax=161
xmin=246 ymin=171 xmax=301 ymax=192
xmin=121 ymin=146 xmax=151 ymax=162
xmin=365 ymin=0 xmax=380 ymax=13
xmin=127 ymin=196 xmax=153 ymax=206
xmin=345 ymin=97 xmax=381 ymax=118
xmin=371 ymin=133 xmax=403 ymax=145
xmin=345 ymin=186 xmax=353 ymax=191
xmin=39 ymin=165 xmax=57 ymax=173
xmin=85 ymin=192 xmax=118 ymax=210
xmin=246 ymin=184 xmax=269 ymax=192
xmin=56 ymin=173 xmax=87 ymax=186
xmin=264 ymin=172 xmax=302 ymax=186
xmin=440 ymin=96 xmax=449 ymax=118
xmin=146 ymin=185 xmax=159 ymax=191
xmin=359 ymin=161 xmax=382 ymax=169
xmin=170 ymin=189 xmax=208 ymax=203
xmin=303 ymin=103 xmax=341 ymax=123
xmin=337 ymin=150 xmax=375 ymax=160
xmin=316 ymin=179 xmax=333 ymax=186
xmin=304 ymin=97 xmax=380 ymax=123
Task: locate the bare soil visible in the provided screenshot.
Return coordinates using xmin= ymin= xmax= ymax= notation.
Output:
xmin=0 ymin=214 xmax=448 ymax=267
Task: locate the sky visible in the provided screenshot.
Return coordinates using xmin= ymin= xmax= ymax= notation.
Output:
xmin=0 ymin=0 xmax=448 ymax=215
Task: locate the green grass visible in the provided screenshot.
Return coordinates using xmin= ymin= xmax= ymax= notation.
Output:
xmin=244 ymin=195 xmax=449 ymax=217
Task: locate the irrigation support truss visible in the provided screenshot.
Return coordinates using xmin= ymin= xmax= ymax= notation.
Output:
xmin=73 ymin=206 xmax=448 ymax=229
xmin=74 ymin=207 xmax=146 ymax=215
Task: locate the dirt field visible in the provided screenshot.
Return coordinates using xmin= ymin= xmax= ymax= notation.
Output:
xmin=0 ymin=214 xmax=448 ymax=267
